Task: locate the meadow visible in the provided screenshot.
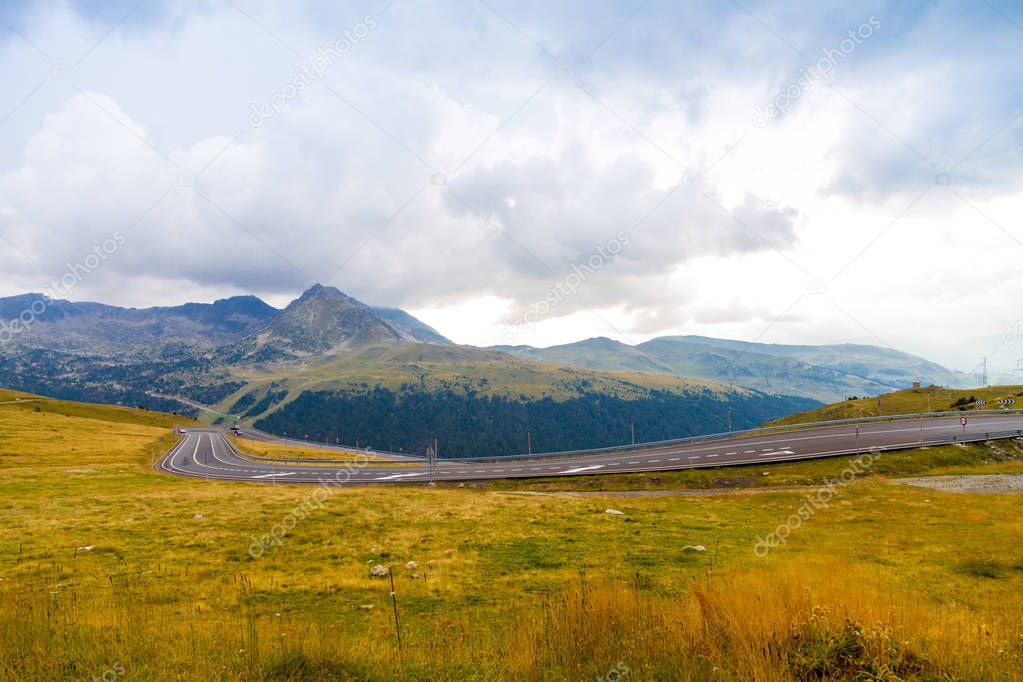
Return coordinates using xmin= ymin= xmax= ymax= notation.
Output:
xmin=771 ymin=384 xmax=1023 ymax=425
xmin=1 ymin=389 xmax=1022 ymax=680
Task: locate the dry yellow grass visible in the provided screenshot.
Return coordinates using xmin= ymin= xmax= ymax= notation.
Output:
xmin=1 ymin=390 xmax=1022 ymax=679
xmin=227 ymin=435 xmax=400 ymax=464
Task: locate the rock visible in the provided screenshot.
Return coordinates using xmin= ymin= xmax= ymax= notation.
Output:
xmin=193 ymin=513 xmax=204 ymax=520
xmin=411 ymin=572 xmax=425 ymax=580
xmin=369 ymin=565 xmax=390 ymax=578
xmin=682 ymin=545 xmax=706 ymax=552
xmin=405 ymin=561 xmax=418 ymax=570
xmin=605 ymin=509 xmax=625 ymax=515
xmin=76 ymin=545 xmax=94 ymax=552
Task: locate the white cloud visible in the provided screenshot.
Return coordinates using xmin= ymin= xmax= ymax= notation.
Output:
xmin=0 ymin=0 xmax=1021 ymax=372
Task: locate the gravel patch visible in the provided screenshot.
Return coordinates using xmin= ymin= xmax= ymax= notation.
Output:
xmin=894 ymin=474 xmax=1023 ymax=493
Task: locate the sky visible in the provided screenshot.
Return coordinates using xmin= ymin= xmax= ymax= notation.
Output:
xmin=0 ymin=0 xmax=1021 ymax=375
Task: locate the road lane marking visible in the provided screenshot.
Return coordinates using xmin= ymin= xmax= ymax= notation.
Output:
xmin=375 ymin=473 xmax=427 ymax=481
xmin=559 ymin=465 xmax=605 ymax=474
xmin=758 ymin=450 xmax=795 ymax=457
xmin=252 ymin=472 xmax=295 ymax=479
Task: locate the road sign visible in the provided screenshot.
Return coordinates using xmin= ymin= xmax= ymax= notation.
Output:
xmin=960 ymin=416 xmax=968 ymax=428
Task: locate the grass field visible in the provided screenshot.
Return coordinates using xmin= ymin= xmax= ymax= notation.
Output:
xmin=227 ymin=436 xmax=400 ymax=464
xmin=2 ymin=389 xmax=1022 ymax=679
xmin=771 ymin=384 xmax=1023 ymax=425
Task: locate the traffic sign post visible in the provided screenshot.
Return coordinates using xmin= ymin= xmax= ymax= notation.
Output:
xmin=961 ymin=416 xmax=968 ymax=432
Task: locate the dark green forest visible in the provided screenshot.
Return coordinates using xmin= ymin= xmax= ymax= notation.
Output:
xmin=255 ymin=387 xmax=819 ymax=457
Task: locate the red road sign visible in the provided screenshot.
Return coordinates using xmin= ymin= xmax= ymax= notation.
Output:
xmin=960 ymin=416 xmax=968 ymax=427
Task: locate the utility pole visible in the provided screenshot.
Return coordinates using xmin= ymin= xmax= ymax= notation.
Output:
xmin=527 ymin=430 xmax=532 ymax=455
xmin=877 ymin=398 xmax=882 ymax=417
xmin=979 ymin=356 xmax=988 ymax=387
xmin=727 ymin=407 xmax=732 ymax=433
xmin=630 ymin=419 xmax=636 ymax=446
xmin=427 ymin=442 xmax=435 ymax=483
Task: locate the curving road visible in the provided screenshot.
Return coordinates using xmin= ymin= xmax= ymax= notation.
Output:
xmin=157 ymin=414 xmax=1023 ymax=485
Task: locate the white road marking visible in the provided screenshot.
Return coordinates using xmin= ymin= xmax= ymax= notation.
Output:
xmin=707 ymin=454 xmax=719 ymax=458
xmin=374 ymin=473 xmax=427 ymax=481
xmin=559 ymin=465 xmax=605 ymax=474
xmin=758 ymin=450 xmax=795 ymax=457
xmin=252 ymin=472 xmax=295 ymax=479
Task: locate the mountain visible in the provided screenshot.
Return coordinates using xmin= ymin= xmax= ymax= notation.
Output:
xmin=671 ymin=336 xmax=966 ymax=388
xmin=371 ymin=307 xmax=453 ymax=345
xmin=492 ymin=335 xmax=971 ymax=403
xmin=0 ymin=293 xmax=278 ymax=353
xmin=0 ymin=285 xmax=822 ymax=455
xmin=220 ymin=285 xmax=404 ymax=363
xmin=493 ymin=337 xmax=672 ymax=374
xmin=0 ymin=287 xmax=451 ymax=357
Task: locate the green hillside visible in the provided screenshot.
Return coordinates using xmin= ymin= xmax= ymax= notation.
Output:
xmin=768 ymin=384 xmax=1023 ymax=426
xmin=494 ymin=335 xmax=971 ymax=403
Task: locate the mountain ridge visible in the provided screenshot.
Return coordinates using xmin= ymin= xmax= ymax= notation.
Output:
xmin=492 ymin=335 xmax=970 ymax=403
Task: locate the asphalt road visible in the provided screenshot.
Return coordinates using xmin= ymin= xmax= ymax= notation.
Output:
xmin=157 ymin=414 xmax=1023 ymax=485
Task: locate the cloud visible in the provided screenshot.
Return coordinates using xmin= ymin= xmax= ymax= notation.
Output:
xmin=0 ymin=0 xmax=1022 ymax=367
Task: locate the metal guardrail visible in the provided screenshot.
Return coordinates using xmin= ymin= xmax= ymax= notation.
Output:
xmin=440 ymin=409 xmax=1023 ymax=464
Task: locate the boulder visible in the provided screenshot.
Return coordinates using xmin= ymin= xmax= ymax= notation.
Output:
xmin=369 ymin=565 xmax=390 ymax=578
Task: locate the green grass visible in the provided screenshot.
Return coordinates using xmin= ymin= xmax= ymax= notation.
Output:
xmin=772 ymin=384 xmax=1023 ymax=425
xmin=1 ymin=391 xmax=1022 ymax=679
